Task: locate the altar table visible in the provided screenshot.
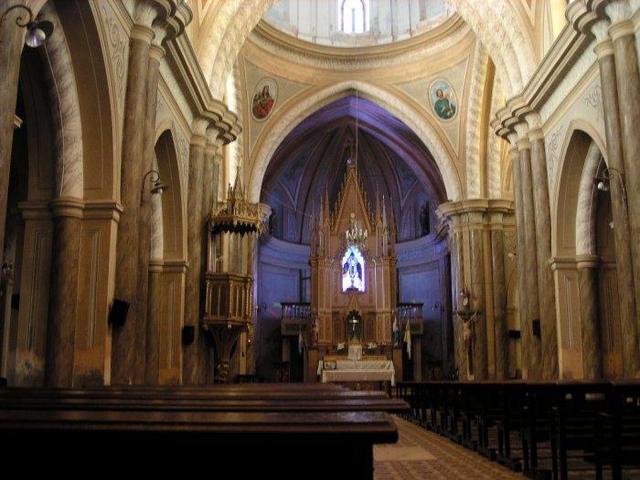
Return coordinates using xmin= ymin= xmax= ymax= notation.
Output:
xmin=317 ymin=360 xmax=396 ymax=386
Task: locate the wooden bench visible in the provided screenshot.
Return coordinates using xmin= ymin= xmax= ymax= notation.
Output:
xmin=0 ymin=384 xmax=406 ymax=477
xmin=593 ymin=381 xmax=640 ymax=480
xmin=395 ymin=380 xmax=640 ymax=479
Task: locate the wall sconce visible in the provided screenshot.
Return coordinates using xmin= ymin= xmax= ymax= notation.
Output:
xmin=1 ymin=5 xmax=54 ymax=48
xmin=594 ymin=168 xmax=626 ymax=200
xmin=141 ymin=169 xmax=167 ymax=204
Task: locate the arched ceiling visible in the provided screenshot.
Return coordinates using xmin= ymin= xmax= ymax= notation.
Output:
xmin=194 ymin=0 xmax=536 ymax=99
xmin=260 ymin=96 xmax=445 ymax=244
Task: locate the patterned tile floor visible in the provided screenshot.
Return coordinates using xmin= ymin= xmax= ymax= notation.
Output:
xmin=374 ymin=416 xmax=525 ymax=480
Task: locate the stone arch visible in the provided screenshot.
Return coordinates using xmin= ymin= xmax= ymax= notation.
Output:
xmin=575 ymin=142 xmax=605 ymax=256
xmin=552 ymin=127 xmax=622 ymax=379
xmin=451 ymin=0 xmax=536 ymax=96
xmin=57 ymin=0 xmax=117 ymax=200
xmin=553 ymin=127 xmax=604 ymax=257
xmin=197 ymin=0 xmax=535 ymax=100
xmin=553 ymin=121 xmax=607 ymax=256
xmin=464 ymin=41 xmax=490 ymax=198
xmin=154 ymin=129 xmax=185 ymax=262
xmin=247 ymin=81 xmax=462 ymax=203
xmin=39 ymin=2 xmax=83 ymax=198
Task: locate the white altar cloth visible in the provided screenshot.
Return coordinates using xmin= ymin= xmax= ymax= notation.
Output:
xmin=317 ymin=360 xmax=395 ymax=386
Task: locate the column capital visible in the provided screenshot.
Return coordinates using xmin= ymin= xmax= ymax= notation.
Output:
xmin=594 ymin=37 xmax=615 ymax=58
xmin=149 ymin=42 xmax=166 ymax=62
xmin=528 ymin=128 xmax=545 ymax=142
xmin=83 ymin=200 xmax=124 ymax=222
xmin=190 ymin=134 xmax=207 ymax=149
xmin=576 ymin=254 xmax=600 ymax=270
xmin=516 ymin=137 xmax=531 ymax=151
xmin=609 ymin=18 xmax=635 ymax=41
xmin=130 ymin=24 xmax=155 ymax=44
xmin=50 ymin=197 xmax=84 ymax=219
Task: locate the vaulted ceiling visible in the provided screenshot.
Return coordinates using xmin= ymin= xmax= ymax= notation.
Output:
xmin=260 ymin=96 xmax=446 ymax=244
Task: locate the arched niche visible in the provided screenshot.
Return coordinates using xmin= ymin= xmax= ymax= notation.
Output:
xmin=154 ymin=130 xmax=185 ymax=262
xmin=146 ymin=129 xmax=186 ymax=385
xmin=552 ymin=128 xmax=622 ymax=379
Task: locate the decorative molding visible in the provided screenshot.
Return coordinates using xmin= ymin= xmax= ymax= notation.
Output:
xmin=249 ymin=15 xmax=472 ymax=70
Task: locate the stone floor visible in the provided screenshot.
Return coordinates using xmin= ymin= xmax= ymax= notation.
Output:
xmin=374 ymin=416 xmax=524 ymax=480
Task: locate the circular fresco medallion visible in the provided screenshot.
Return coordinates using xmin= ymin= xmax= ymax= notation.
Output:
xmin=429 ymin=78 xmax=458 ymax=121
xmin=251 ymin=77 xmax=278 ymax=121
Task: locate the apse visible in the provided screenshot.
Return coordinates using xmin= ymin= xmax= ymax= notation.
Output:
xmin=260 ymin=95 xmax=447 ymax=244
xmin=256 ymin=95 xmax=453 ymax=383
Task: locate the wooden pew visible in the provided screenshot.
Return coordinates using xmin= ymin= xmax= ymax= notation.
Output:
xmin=0 ymin=384 xmax=405 ymax=477
xmin=0 ymin=385 xmax=409 ymax=414
xmin=593 ymin=381 xmax=640 ymax=480
xmin=395 ymin=380 xmax=640 ymax=480
xmin=548 ymin=381 xmax=612 ymax=480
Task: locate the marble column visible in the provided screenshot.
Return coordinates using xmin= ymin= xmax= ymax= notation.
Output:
xmin=213 ymin=152 xmax=223 ymax=204
xmin=491 ymin=224 xmax=508 ymax=380
xmin=136 ymin=37 xmax=165 ymax=383
xmin=470 ymin=225 xmax=487 ymax=380
xmin=145 ymin=259 xmax=162 ymax=383
xmin=44 ymin=199 xmax=83 ymax=387
xmin=112 ymin=17 xmax=156 ymax=385
xmin=610 ymin=19 xmax=640 ymax=334
xmin=519 ymin=139 xmax=542 ymax=379
xmin=0 ymin=2 xmax=29 ymax=269
xmin=136 ymin=39 xmax=165 ymax=385
xmin=510 ymin=145 xmax=529 ymax=378
xmin=577 ymin=255 xmax=603 ymax=380
xmin=529 ymin=130 xmax=558 ymax=380
xmin=595 ymin=35 xmax=640 ymax=376
xmin=182 ymin=124 xmax=208 ymax=384
xmin=448 ymin=227 xmax=466 ymax=377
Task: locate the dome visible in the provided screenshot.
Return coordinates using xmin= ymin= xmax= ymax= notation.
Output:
xmin=262 ymin=0 xmax=455 ymax=48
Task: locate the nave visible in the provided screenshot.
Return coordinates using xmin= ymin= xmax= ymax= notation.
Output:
xmin=375 ymin=416 xmax=522 ymax=480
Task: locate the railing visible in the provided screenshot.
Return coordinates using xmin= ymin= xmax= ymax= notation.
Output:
xmin=280 ymin=302 xmax=311 ymax=336
xmin=396 ymin=303 xmax=423 ymax=322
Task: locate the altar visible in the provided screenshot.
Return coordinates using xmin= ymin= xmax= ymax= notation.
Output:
xmin=317 ymin=358 xmax=396 ymax=386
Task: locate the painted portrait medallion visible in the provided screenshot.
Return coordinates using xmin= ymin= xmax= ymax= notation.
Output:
xmin=251 ymin=78 xmax=278 ymax=121
xmin=429 ymin=79 xmax=458 ymax=121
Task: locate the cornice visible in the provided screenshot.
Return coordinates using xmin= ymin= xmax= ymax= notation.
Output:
xmin=255 ymin=14 xmax=466 ymax=60
xmin=163 ymin=27 xmax=240 ymax=144
xmin=247 ymin=15 xmax=473 ymax=74
xmin=436 ymin=198 xmax=515 ymax=219
xmin=492 ymin=4 xmax=599 ymax=140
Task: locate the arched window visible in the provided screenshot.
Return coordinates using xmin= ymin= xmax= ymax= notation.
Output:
xmin=342 ymin=246 xmax=365 ymax=292
xmin=339 ymin=0 xmax=369 ymax=34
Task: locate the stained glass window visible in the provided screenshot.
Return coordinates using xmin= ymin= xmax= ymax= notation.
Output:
xmin=342 ymin=245 xmax=365 ymax=292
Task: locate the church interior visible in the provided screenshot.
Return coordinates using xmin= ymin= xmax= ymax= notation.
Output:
xmin=1 ymin=0 xmax=640 ymax=477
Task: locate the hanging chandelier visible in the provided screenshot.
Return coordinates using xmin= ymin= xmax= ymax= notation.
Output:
xmin=345 ymin=212 xmax=368 ymax=249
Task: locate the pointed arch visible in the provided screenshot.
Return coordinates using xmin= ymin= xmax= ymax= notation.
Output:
xmin=247 ymin=81 xmax=462 ymax=203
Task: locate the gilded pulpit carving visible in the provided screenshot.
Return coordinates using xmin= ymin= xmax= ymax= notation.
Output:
xmin=203 ymin=175 xmax=269 ymax=382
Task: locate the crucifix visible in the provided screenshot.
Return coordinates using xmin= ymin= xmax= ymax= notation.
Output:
xmin=348 ymin=316 xmax=359 ymax=335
